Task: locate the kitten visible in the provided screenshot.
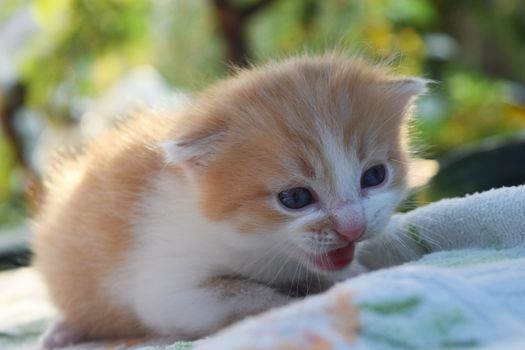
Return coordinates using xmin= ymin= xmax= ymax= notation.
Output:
xmin=33 ymin=53 xmax=426 ymax=348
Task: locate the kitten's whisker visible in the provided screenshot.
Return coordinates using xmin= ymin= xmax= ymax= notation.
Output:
xmin=313 ymin=245 xmax=323 ymax=292
xmin=267 ymin=241 xmax=295 ymax=288
xmin=232 ymin=240 xmax=286 ymax=280
xmin=413 ymin=228 xmax=445 ymax=251
xmin=387 ymin=232 xmax=413 ymax=262
xmin=389 ymin=158 xmax=411 ymax=165
xmin=397 ymin=226 xmax=443 ymax=252
xmin=287 ymin=250 xmax=302 ymax=297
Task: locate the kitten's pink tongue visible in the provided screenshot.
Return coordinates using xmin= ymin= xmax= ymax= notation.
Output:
xmin=311 ymin=243 xmax=355 ymax=271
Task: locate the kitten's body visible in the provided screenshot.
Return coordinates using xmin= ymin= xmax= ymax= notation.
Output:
xmin=33 ymin=54 xmax=425 ymax=348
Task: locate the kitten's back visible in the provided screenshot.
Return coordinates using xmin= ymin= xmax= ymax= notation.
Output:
xmin=32 ymin=112 xmax=174 ymax=339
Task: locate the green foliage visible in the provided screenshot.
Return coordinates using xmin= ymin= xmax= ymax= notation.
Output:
xmin=23 ymin=0 xmax=152 ymax=119
xmin=0 ymin=140 xmax=14 ymax=202
xmin=151 ymin=1 xmax=223 ymax=90
xmin=0 ymin=140 xmax=25 ymax=227
xmin=1 ymin=0 xmax=525 ymax=226
xmin=417 ymin=71 xmax=525 ymax=155
xmin=0 ymin=0 xmax=27 ymax=21
xmin=19 ymin=0 xmax=525 ymax=145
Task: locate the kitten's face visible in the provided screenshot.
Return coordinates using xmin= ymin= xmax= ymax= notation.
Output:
xmin=164 ymin=55 xmax=425 ymax=276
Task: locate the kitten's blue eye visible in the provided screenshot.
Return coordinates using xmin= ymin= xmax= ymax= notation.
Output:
xmin=361 ymin=165 xmax=387 ymax=189
xmin=278 ymin=187 xmax=314 ymax=209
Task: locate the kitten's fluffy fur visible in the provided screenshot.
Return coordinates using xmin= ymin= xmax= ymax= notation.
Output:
xmin=33 ymin=54 xmax=425 ymax=347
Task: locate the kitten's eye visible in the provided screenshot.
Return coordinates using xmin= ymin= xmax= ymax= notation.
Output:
xmin=361 ymin=164 xmax=387 ymax=189
xmin=278 ymin=187 xmax=314 ymax=210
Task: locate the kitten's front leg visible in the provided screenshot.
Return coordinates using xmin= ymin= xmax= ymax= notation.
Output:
xmin=138 ymin=276 xmax=293 ymax=339
xmin=203 ymin=275 xmax=294 ymax=321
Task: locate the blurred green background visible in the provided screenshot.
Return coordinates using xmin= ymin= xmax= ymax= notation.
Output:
xmin=1 ymin=0 xmax=525 ymax=233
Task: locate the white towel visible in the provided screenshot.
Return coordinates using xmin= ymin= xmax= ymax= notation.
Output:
xmin=355 ymin=185 xmax=525 ymax=271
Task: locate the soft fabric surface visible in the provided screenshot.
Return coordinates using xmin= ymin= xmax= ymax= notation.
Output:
xmin=195 ymin=246 xmax=525 ymax=349
xmin=1 ymin=185 xmax=523 ymax=349
xmin=355 ymin=185 xmax=525 ymax=271
xmin=0 ymin=268 xmax=54 ymax=350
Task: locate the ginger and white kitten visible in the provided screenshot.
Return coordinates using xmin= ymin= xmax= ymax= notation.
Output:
xmin=33 ymin=54 xmax=425 ymax=348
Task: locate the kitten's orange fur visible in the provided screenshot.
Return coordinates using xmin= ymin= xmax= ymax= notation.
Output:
xmin=33 ymin=53 xmax=425 ymax=347
xmin=33 ymin=115 xmax=169 ymax=339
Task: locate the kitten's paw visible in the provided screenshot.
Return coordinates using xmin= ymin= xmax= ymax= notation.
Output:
xmin=40 ymin=319 xmax=85 ymax=349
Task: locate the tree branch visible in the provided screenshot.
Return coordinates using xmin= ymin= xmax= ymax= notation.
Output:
xmin=212 ymin=0 xmax=276 ymax=69
xmin=241 ymin=0 xmax=275 ymax=18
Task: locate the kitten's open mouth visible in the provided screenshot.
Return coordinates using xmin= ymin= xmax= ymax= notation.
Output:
xmin=309 ymin=243 xmax=355 ymax=271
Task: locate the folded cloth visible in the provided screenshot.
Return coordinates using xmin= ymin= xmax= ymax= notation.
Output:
xmin=194 ymin=246 xmax=525 ymax=350
xmin=355 ymin=185 xmax=525 ymax=271
xmin=193 ymin=185 xmax=525 ymax=350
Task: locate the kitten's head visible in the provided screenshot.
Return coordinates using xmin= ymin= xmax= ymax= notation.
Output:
xmin=163 ymin=54 xmax=426 ymax=275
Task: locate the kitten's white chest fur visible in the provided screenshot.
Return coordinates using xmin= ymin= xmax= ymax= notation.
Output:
xmin=108 ymin=171 xmax=309 ymax=337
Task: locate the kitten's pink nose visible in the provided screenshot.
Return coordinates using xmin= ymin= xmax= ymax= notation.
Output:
xmin=335 ymin=222 xmax=366 ymax=242
xmin=332 ymin=204 xmax=366 ymax=242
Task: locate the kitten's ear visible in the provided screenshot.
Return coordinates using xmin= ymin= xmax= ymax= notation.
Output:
xmin=382 ymin=77 xmax=431 ymax=117
xmin=160 ymin=128 xmax=226 ymax=169
xmin=391 ymin=77 xmax=428 ymax=95
xmin=386 ymin=77 xmax=430 ymax=103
